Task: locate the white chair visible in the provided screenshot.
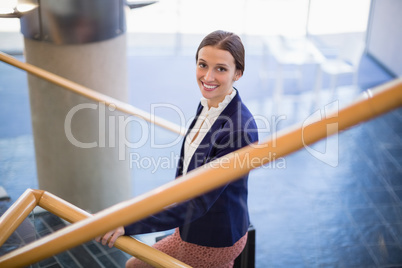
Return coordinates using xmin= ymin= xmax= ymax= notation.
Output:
xmin=263 ymin=35 xmax=325 ymax=115
xmin=314 ymin=37 xmax=365 ymax=107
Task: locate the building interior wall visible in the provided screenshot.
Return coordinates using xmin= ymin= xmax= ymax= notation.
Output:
xmin=366 ymin=0 xmax=402 ymax=77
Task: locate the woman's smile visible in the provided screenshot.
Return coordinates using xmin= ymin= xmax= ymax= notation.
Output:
xmin=202 ymin=81 xmax=219 ymax=91
xmin=196 ymin=46 xmax=241 ymax=108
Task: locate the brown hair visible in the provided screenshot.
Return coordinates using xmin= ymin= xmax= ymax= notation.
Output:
xmin=196 ymin=30 xmax=245 ymax=74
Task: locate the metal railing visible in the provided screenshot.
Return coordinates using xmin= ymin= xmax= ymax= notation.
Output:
xmin=0 ymin=51 xmax=401 ymax=267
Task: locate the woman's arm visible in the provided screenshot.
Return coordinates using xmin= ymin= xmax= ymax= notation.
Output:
xmin=124 ymin=129 xmax=256 ymax=236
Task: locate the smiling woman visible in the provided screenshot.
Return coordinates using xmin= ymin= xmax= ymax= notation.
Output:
xmin=195 ymin=31 xmax=244 ymax=108
xmin=97 ymin=30 xmax=259 ymax=268
xmin=196 ymin=47 xmax=241 ymax=108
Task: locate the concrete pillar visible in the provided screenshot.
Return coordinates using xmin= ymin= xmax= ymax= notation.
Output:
xmin=19 ymin=0 xmax=131 ymax=212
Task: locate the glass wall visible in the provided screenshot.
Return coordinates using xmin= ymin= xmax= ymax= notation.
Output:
xmin=125 ymin=0 xmax=371 ymax=36
xmin=0 ymin=0 xmax=371 ymax=35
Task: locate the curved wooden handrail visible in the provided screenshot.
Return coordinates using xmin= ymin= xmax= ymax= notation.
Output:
xmin=38 ymin=191 xmax=191 ymax=268
xmin=0 ymin=78 xmax=401 ymax=267
xmin=0 ymin=189 xmax=190 ymax=268
xmin=0 ymin=189 xmax=190 ymax=267
xmin=0 ymin=51 xmax=186 ymax=136
xmin=0 ymin=189 xmax=42 ymax=246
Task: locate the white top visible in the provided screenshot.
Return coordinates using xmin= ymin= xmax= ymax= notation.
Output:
xmin=182 ymin=89 xmax=237 ymax=175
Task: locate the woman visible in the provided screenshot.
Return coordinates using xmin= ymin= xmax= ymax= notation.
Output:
xmin=97 ymin=30 xmax=258 ymax=267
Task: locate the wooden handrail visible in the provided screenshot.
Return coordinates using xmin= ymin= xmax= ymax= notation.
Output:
xmin=0 ymin=78 xmax=401 ymax=267
xmin=38 ymin=191 xmax=191 ymax=267
xmin=0 ymin=189 xmax=190 ymax=267
xmin=0 ymin=51 xmax=186 ymax=136
xmin=0 ymin=189 xmax=42 ymax=246
xmin=0 ymin=50 xmax=187 ymax=267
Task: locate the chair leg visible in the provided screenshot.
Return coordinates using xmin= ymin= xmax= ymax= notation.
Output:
xmin=297 ymin=64 xmax=303 ymax=90
xmin=352 ymin=71 xmax=360 ymax=96
xmin=273 ymin=64 xmax=284 ymax=115
xmin=329 ymin=73 xmax=338 ymax=101
xmin=312 ymin=67 xmax=323 ymax=111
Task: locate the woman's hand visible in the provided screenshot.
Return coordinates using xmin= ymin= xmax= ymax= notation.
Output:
xmin=95 ymin=226 xmax=125 ymax=248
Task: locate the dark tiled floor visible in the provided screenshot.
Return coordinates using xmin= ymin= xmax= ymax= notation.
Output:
xmin=0 ymin=212 xmax=130 ymax=267
xmin=1 ymin=33 xmax=401 ymax=267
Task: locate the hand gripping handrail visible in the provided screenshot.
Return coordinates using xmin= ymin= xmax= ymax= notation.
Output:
xmin=0 ymin=76 xmax=401 ymax=266
xmin=0 ymin=189 xmax=190 ymax=267
xmin=0 ymin=51 xmax=186 ymax=137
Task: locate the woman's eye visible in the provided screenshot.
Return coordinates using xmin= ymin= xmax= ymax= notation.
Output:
xmin=217 ymin=67 xmax=227 ymax=72
xmin=198 ymin=63 xmax=206 ymax=68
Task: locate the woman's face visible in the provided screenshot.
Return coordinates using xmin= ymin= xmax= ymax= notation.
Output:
xmin=196 ymin=46 xmax=242 ymax=108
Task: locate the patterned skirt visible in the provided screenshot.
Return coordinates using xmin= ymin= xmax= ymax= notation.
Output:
xmin=126 ymin=228 xmax=248 ymax=268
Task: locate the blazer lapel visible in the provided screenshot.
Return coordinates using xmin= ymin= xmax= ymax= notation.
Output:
xmin=176 ymin=103 xmax=203 ymax=177
xmin=186 ymin=91 xmax=242 ymax=172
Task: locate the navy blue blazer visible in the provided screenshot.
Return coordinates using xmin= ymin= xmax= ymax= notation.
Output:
xmin=124 ymin=90 xmax=259 ymax=247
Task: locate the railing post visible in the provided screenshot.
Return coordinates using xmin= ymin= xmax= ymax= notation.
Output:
xmin=0 ymin=189 xmax=42 ymax=246
xmin=18 ymin=0 xmax=130 ymax=212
